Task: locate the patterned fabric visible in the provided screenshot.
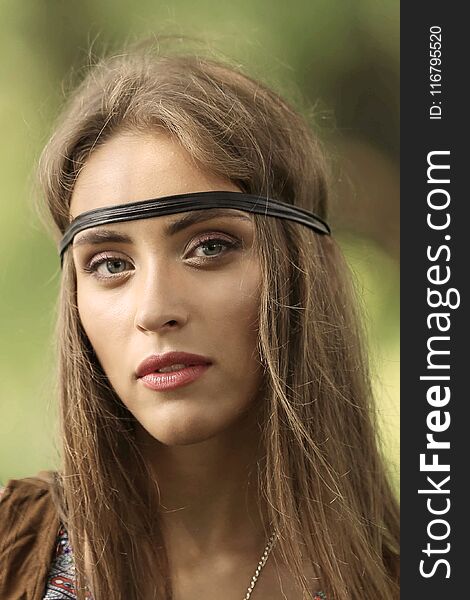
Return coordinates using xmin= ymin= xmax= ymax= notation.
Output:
xmin=43 ymin=524 xmax=92 ymax=599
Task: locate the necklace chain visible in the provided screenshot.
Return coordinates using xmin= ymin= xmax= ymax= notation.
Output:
xmin=242 ymin=531 xmax=278 ymax=600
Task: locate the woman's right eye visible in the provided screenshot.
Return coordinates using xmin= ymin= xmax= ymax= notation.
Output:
xmin=82 ymin=254 xmax=133 ymax=280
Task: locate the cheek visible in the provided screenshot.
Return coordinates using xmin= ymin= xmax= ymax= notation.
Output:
xmin=76 ymin=285 xmax=130 ymax=364
xmin=201 ymin=263 xmax=262 ymax=376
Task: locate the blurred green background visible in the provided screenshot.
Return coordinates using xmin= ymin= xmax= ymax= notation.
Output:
xmin=0 ymin=1 xmax=399 ymax=486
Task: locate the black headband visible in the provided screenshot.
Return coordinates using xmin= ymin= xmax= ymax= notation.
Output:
xmin=59 ymin=190 xmax=331 ymax=268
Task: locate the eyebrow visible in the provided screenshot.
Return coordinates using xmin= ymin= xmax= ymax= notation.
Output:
xmin=72 ymin=209 xmax=252 ymax=248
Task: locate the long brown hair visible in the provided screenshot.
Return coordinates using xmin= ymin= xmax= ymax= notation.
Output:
xmin=35 ymin=36 xmax=399 ymax=600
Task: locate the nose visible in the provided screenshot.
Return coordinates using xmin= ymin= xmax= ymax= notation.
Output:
xmin=133 ymin=261 xmax=189 ymax=334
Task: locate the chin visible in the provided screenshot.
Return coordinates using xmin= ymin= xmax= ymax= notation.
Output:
xmin=143 ymin=421 xmax=229 ymax=446
xmin=136 ymin=403 xmax=252 ymax=447
xmin=151 ymin=428 xmax=218 ymax=447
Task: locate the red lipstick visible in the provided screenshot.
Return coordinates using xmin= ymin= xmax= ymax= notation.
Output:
xmin=135 ymin=351 xmax=212 ymax=391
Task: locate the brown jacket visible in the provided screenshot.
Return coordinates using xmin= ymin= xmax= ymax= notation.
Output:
xmin=0 ymin=472 xmax=60 ymax=600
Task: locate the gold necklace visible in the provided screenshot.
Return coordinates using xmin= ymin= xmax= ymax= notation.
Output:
xmin=242 ymin=531 xmax=278 ymax=599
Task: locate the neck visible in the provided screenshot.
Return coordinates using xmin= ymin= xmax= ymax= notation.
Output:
xmin=136 ymin=408 xmax=268 ymax=560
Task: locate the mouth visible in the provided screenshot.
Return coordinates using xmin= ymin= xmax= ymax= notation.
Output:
xmin=153 ymin=362 xmax=201 ymax=373
xmin=135 ymin=351 xmax=213 ymax=380
xmin=138 ymin=363 xmax=212 ymax=391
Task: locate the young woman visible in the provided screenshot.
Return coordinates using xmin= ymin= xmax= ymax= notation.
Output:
xmin=0 ymin=39 xmax=399 ymax=600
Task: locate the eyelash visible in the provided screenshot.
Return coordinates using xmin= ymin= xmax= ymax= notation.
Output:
xmin=81 ymin=234 xmax=241 ymax=280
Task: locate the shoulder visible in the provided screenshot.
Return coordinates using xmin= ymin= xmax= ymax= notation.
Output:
xmin=0 ymin=471 xmax=62 ymax=598
xmin=0 ymin=469 xmax=60 ymax=523
xmin=0 ymin=470 xmax=58 ymax=520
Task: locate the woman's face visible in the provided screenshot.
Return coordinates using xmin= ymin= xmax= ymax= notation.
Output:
xmin=70 ymin=132 xmax=264 ymax=446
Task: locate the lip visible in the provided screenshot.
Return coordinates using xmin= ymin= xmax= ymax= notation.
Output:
xmin=135 ymin=351 xmax=213 ymax=390
xmin=139 ymin=364 xmax=211 ymax=391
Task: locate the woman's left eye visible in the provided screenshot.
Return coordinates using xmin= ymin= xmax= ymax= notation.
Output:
xmin=189 ymin=236 xmax=239 ymax=260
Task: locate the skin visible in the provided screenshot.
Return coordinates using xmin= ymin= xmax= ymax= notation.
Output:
xmin=69 ymin=131 xmax=299 ymax=599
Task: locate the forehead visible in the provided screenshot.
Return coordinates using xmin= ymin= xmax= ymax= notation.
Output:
xmin=69 ymin=131 xmax=242 ymax=219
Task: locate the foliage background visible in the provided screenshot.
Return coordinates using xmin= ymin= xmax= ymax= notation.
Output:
xmin=0 ymin=0 xmax=399 ymax=487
